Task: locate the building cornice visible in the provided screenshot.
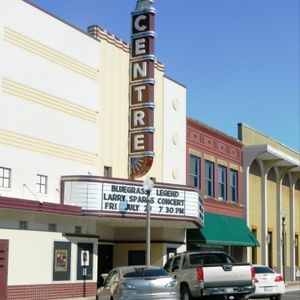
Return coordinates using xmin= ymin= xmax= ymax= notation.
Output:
xmin=187 ymin=117 xmax=242 ymax=148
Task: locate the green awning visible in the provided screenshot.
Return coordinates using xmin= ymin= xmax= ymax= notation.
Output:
xmin=187 ymin=212 xmax=260 ymax=247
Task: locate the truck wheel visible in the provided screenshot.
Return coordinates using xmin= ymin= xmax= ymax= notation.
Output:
xmin=181 ymin=285 xmax=194 ymax=300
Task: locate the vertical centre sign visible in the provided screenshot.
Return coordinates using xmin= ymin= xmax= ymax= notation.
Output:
xmin=129 ymin=0 xmax=156 ymax=179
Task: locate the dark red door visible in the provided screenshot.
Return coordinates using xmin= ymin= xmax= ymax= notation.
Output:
xmin=0 ymin=240 xmax=9 ymax=300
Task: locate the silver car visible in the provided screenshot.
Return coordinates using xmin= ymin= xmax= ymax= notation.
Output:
xmin=96 ymin=265 xmax=179 ymax=300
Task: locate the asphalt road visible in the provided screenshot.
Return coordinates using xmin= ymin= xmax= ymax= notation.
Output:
xmin=258 ymin=291 xmax=300 ymax=299
xmin=282 ymin=291 xmax=299 ymax=299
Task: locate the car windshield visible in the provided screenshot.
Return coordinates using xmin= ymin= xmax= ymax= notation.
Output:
xmin=254 ymin=266 xmax=274 ymax=274
xmin=122 ymin=267 xmax=168 ymax=278
xmin=189 ymin=253 xmax=232 ymax=265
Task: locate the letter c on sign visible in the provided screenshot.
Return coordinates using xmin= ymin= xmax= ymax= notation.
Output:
xmin=134 ymin=15 xmax=147 ymax=31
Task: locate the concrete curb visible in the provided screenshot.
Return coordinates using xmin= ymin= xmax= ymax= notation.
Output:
xmin=55 ymin=297 xmax=95 ymax=300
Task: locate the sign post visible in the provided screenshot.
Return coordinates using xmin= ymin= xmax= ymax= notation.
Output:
xmin=143 ymin=176 xmax=154 ymax=266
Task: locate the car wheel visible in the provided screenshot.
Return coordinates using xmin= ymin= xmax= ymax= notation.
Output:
xmin=270 ymin=296 xmax=281 ymax=300
xmin=181 ymin=285 xmax=194 ymax=300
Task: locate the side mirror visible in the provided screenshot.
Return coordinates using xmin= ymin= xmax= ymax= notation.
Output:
xmin=172 ymin=266 xmax=179 ymax=272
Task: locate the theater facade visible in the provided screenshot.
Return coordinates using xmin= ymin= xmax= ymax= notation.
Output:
xmin=0 ymin=0 xmax=203 ymax=299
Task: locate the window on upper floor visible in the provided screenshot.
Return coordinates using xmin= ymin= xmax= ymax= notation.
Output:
xmin=218 ymin=165 xmax=227 ymax=200
xmin=49 ymin=223 xmax=57 ymax=232
xmin=104 ymin=166 xmax=112 ymax=177
xmin=0 ymin=167 xmax=11 ymax=188
xmin=75 ymin=226 xmax=82 ymax=234
xmin=189 ymin=155 xmax=200 ymax=189
xmin=37 ymin=174 xmax=47 ymax=194
xmin=205 ymin=160 xmax=214 ymax=197
xmin=19 ymin=220 xmax=28 ymax=230
xmin=230 ymin=169 xmax=238 ymax=202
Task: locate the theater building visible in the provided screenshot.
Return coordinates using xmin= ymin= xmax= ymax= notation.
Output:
xmin=0 ymin=0 xmax=203 ymax=299
xmin=186 ymin=118 xmax=259 ymax=261
xmin=239 ymin=123 xmax=300 ymax=282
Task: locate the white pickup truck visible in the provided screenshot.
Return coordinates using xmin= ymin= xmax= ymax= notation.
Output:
xmin=164 ymin=251 xmax=255 ymax=300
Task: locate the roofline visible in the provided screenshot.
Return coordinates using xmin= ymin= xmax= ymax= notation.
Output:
xmin=24 ymin=1 xmax=167 ymax=69
xmin=187 ymin=117 xmax=242 ymax=148
xmin=243 ymin=144 xmax=300 ymax=167
xmin=23 ymin=0 xmax=98 ymax=43
xmin=164 ymin=75 xmax=186 ymax=89
xmin=238 ymin=123 xmax=300 ymax=156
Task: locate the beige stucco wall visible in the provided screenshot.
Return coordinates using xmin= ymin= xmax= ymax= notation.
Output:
xmin=1 ymin=228 xmax=97 ymax=285
xmin=150 ymin=67 xmax=165 ymax=181
xmin=97 ymin=38 xmax=129 ymax=178
xmin=295 ymin=183 xmax=300 ymax=265
xmin=98 ymin=37 xmax=170 ymax=183
xmin=239 ymin=124 xmax=299 ymax=161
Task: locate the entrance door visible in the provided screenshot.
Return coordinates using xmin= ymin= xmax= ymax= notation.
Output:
xmin=97 ymin=245 xmax=113 ymax=287
xmin=128 ymin=250 xmax=145 ymax=265
xmin=268 ymin=231 xmax=273 ymax=269
xmin=0 ymin=240 xmax=9 ymax=300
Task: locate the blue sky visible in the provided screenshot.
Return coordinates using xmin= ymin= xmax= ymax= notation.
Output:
xmin=28 ymin=0 xmax=300 ymax=152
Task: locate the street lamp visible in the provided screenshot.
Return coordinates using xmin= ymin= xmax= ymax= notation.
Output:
xmin=281 ymin=210 xmax=286 ymax=281
xmin=143 ymin=176 xmax=154 ymax=266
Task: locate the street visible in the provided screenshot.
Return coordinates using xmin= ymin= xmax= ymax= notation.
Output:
xmin=257 ymin=291 xmax=300 ymax=299
xmin=282 ymin=291 xmax=300 ymax=299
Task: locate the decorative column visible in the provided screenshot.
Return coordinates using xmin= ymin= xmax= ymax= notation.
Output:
xmin=276 ymin=167 xmax=283 ymax=275
xmin=243 ymin=155 xmax=255 ymax=262
xmin=290 ymin=174 xmax=296 ymax=281
xmin=259 ymin=160 xmax=268 ymax=266
xmin=277 ymin=167 xmax=293 ymax=279
xmin=260 ymin=160 xmax=280 ymax=266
